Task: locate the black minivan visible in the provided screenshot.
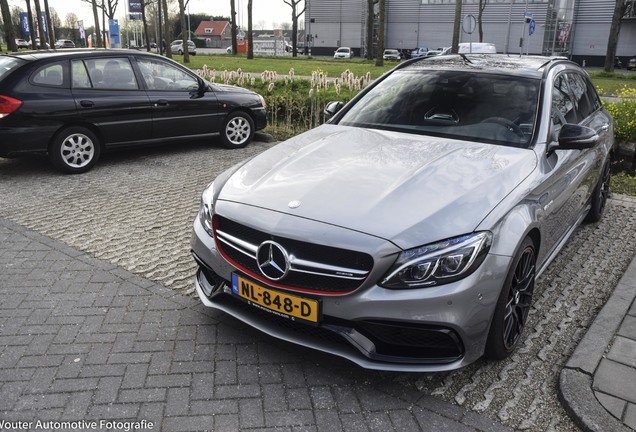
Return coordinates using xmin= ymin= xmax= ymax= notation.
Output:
xmin=0 ymin=49 xmax=267 ymax=173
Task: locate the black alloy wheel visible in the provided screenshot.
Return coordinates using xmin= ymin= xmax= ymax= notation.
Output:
xmin=585 ymin=160 xmax=611 ymax=223
xmin=485 ymin=237 xmax=536 ymax=360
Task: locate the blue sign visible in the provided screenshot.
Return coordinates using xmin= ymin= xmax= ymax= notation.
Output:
xmin=529 ymin=19 xmax=536 ymax=36
xmin=20 ymin=12 xmax=30 ymax=37
xmin=108 ymin=19 xmax=120 ymax=48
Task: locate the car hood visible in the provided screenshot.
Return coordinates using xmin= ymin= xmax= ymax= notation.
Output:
xmin=218 ymin=125 xmax=537 ymax=249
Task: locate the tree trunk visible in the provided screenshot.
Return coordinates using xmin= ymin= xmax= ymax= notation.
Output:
xmin=366 ymin=0 xmax=374 ymax=59
xmin=91 ymin=0 xmax=101 ymax=47
xmin=1 ymin=0 xmax=17 ymax=51
xmin=230 ymin=0 xmax=237 ymax=54
xmin=32 ymin=0 xmax=47 ymax=48
xmin=43 ymin=0 xmax=54 ymax=48
xmin=178 ymin=0 xmax=189 ymax=62
xmin=375 ymin=0 xmax=385 ymax=66
xmin=247 ymin=0 xmax=253 ymax=59
xmin=25 ymin=0 xmax=37 ymax=50
xmin=604 ymin=0 xmax=626 ymax=72
xmin=478 ymin=0 xmax=485 ymax=42
xmin=162 ymin=0 xmax=172 ymax=58
xmin=142 ymin=0 xmax=150 ymax=51
xmin=451 ymin=0 xmax=462 ymax=53
xmin=284 ymin=1 xmax=306 ymax=58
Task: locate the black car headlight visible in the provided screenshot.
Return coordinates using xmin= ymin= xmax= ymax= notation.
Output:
xmin=380 ymin=232 xmax=492 ymax=289
xmin=198 ymin=182 xmax=216 ymax=237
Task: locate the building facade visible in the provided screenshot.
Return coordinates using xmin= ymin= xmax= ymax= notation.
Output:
xmin=305 ymin=0 xmax=635 ymax=66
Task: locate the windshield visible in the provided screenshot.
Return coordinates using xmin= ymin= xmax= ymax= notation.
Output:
xmin=337 ymin=70 xmax=539 ymax=148
xmin=0 ymin=56 xmax=27 ymax=81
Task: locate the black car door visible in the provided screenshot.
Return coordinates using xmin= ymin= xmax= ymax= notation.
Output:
xmin=70 ymin=57 xmax=153 ymax=147
xmin=134 ymin=56 xmax=222 ymax=140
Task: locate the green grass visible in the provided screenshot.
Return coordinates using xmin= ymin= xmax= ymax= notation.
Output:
xmin=172 ymin=54 xmax=397 ymax=79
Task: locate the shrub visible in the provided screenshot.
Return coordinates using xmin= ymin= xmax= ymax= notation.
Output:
xmin=193 ymin=66 xmax=370 ymax=139
xmin=603 ymin=87 xmax=636 ymax=142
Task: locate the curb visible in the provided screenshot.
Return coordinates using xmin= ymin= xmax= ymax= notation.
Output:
xmin=559 ymin=256 xmax=636 ymax=432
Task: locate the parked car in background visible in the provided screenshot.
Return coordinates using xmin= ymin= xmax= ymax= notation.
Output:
xmin=170 ymin=40 xmax=196 ymax=55
xmin=458 ymin=42 xmax=497 ymax=53
xmin=55 ymin=39 xmax=75 ymax=49
xmin=15 ymin=39 xmax=29 ymax=49
xmin=334 ymin=47 xmax=353 ymax=59
xmin=191 ymin=54 xmax=613 ymax=372
xmin=410 ymin=47 xmax=430 ymax=58
xmin=28 ymin=39 xmax=50 ymax=49
xmin=628 ymin=55 xmax=636 ymax=71
xmin=382 ymin=49 xmax=401 ymax=61
xmin=614 ymin=56 xmax=623 ymax=69
xmin=0 ymin=49 xmax=266 ymax=173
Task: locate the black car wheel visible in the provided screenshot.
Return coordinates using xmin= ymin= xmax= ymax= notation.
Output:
xmin=221 ymin=111 xmax=254 ymax=149
xmin=50 ymin=126 xmax=101 ymax=174
xmin=585 ymin=159 xmax=611 ymax=223
xmin=485 ymin=237 xmax=536 ymax=360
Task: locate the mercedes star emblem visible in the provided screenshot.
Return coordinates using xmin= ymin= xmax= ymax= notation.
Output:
xmin=256 ymin=241 xmax=290 ymax=281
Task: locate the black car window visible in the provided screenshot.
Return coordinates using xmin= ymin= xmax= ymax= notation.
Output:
xmin=337 ymin=70 xmax=539 ymax=148
xmin=71 ymin=60 xmax=91 ymax=88
xmin=136 ymin=57 xmax=198 ymax=91
xmin=84 ymin=58 xmax=139 ymax=90
xmin=0 ymin=56 xmax=26 ymax=81
xmin=551 ymin=74 xmax=576 ymax=126
xmin=565 ymin=72 xmax=594 ymax=121
xmin=32 ymin=62 xmax=64 ymax=87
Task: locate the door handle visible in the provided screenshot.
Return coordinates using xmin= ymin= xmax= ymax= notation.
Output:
xmin=79 ymin=100 xmax=94 ymax=108
xmin=154 ymin=100 xmax=169 ymax=107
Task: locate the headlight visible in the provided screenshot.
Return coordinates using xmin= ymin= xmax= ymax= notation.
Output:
xmin=258 ymin=94 xmax=266 ymax=108
xmin=380 ymin=232 xmax=492 ymax=289
xmin=198 ymin=182 xmax=216 ymax=237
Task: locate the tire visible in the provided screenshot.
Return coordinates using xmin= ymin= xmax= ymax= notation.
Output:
xmin=49 ymin=126 xmax=101 ymax=174
xmin=585 ymin=160 xmax=611 ymax=223
xmin=221 ymin=111 xmax=255 ymax=149
xmin=485 ymin=237 xmax=536 ymax=360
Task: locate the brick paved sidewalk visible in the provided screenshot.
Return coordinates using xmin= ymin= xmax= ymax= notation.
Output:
xmin=0 ymin=216 xmax=512 ymax=432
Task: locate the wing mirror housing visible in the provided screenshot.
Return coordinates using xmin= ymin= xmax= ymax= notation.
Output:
xmin=324 ymin=101 xmax=345 ymax=122
xmin=557 ymin=124 xmax=598 ymax=149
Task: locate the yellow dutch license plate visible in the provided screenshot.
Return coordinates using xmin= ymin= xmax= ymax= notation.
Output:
xmin=231 ymin=274 xmax=320 ymax=324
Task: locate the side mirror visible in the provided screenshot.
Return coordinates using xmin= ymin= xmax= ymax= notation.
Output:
xmin=324 ymin=101 xmax=344 ymax=121
xmin=558 ymin=124 xmax=598 ymax=149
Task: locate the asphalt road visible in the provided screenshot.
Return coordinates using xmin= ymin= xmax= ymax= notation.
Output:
xmin=2 ymin=137 xmax=635 ymax=431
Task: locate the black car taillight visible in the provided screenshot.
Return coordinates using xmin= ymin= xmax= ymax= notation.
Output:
xmin=0 ymin=95 xmax=23 ymax=118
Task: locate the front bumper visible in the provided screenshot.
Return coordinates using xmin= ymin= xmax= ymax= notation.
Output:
xmin=191 ymin=214 xmax=511 ymax=372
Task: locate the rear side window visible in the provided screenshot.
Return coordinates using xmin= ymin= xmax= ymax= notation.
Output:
xmin=0 ymin=56 xmax=27 ymax=81
xmin=76 ymin=57 xmax=139 ymax=90
xmin=32 ymin=62 xmax=64 ymax=87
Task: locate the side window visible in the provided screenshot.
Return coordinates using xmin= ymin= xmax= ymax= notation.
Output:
xmin=71 ymin=60 xmax=91 ymax=88
xmin=85 ymin=58 xmax=139 ymax=90
xmin=32 ymin=62 xmax=64 ymax=87
xmin=566 ymin=73 xmax=594 ymax=121
xmin=551 ymin=74 xmax=576 ymax=126
xmin=136 ymin=57 xmax=198 ymax=91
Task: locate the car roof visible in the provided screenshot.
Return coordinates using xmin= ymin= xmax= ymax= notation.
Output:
xmin=398 ymin=54 xmax=578 ymax=79
xmin=2 ymin=49 xmax=160 ymax=63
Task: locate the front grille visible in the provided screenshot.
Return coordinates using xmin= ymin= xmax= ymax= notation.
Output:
xmin=214 ymin=215 xmax=374 ymax=294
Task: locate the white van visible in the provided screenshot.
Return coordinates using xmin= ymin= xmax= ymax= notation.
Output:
xmin=458 ymin=42 xmax=496 ymax=54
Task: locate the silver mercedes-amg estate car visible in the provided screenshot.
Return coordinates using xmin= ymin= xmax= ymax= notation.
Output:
xmin=191 ymin=55 xmax=613 ymax=372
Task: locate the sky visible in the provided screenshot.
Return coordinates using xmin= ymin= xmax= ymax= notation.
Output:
xmin=20 ymin=0 xmax=302 ymax=30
